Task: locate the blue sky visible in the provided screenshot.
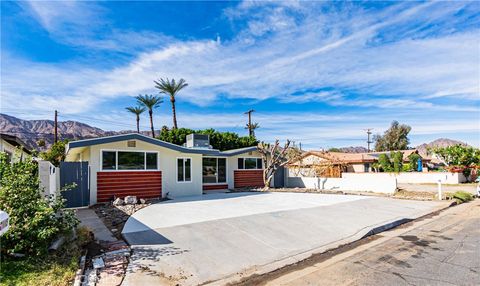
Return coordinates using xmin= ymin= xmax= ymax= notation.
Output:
xmin=1 ymin=0 xmax=479 ymax=149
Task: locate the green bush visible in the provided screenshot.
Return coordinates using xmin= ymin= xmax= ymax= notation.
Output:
xmin=452 ymin=191 xmax=473 ymax=203
xmin=157 ymin=127 xmax=258 ymax=151
xmin=0 ymin=152 xmax=78 ymax=256
xmin=378 ymin=154 xmax=393 ymax=172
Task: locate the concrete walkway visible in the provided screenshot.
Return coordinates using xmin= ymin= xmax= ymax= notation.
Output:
xmin=121 ymin=192 xmax=448 ymax=286
xmin=76 ymin=208 xmax=116 ymax=242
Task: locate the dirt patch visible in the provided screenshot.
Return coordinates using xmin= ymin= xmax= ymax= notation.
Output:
xmin=93 ymin=198 xmax=167 ymax=239
xmin=231 ymin=187 xmax=390 ymax=198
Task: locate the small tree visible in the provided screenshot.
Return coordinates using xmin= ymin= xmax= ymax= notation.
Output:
xmin=40 ymin=140 xmax=68 ymax=166
xmin=378 ymin=154 xmax=393 ymax=172
xmin=392 ymin=151 xmax=403 ymax=173
xmin=374 ymin=121 xmax=411 ymax=151
xmin=257 ymin=140 xmax=301 ymax=190
xmin=408 ymin=153 xmax=421 ymax=171
xmin=432 ymin=145 xmax=480 ymax=167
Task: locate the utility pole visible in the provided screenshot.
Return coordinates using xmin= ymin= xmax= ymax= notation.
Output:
xmin=364 ymin=128 xmax=373 ymax=152
xmin=244 ymin=109 xmax=255 ymax=137
xmin=54 ymin=110 xmax=58 ymax=143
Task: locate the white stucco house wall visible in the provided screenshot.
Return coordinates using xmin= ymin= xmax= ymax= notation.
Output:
xmin=0 ymin=133 xmax=32 ymax=163
xmin=65 ymin=133 xmax=265 ymax=205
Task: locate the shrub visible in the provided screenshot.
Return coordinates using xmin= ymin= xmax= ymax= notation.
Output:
xmin=452 ymin=191 xmax=473 ymax=203
xmin=157 ymin=127 xmax=258 ymax=151
xmin=408 ymin=153 xmax=421 ymax=171
xmin=392 ymin=151 xmax=403 ymax=173
xmin=39 ymin=140 xmax=69 ymax=166
xmin=378 ymin=154 xmax=393 ymax=172
xmin=0 ymin=152 xmax=78 ymax=256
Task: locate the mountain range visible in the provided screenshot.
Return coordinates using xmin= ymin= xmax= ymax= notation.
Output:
xmin=0 ymin=113 xmax=470 ymax=152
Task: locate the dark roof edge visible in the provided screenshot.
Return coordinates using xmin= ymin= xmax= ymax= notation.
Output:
xmin=0 ymin=133 xmax=32 ymax=154
xmin=67 ymin=133 xmax=257 ymax=156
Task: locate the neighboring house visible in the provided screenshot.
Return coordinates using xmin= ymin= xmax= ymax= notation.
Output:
xmin=65 ymin=133 xmax=264 ymax=205
xmin=289 ymin=149 xmax=431 ymax=177
xmin=0 ymin=133 xmax=32 ymax=163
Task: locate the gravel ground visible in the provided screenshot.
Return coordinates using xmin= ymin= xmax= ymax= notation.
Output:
xmin=93 ymin=198 xmax=166 ymax=239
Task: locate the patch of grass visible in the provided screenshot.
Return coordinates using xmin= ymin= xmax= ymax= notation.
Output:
xmin=452 ymin=191 xmax=474 ymax=203
xmin=0 ymin=227 xmax=92 ymax=286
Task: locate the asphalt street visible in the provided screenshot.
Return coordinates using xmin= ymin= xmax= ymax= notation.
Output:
xmin=263 ymin=199 xmax=480 ymax=286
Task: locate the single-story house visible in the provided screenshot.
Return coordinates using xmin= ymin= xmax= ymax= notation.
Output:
xmin=0 ymin=133 xmax=32 ymax=163
xmin=65 ymin=133 xmax=265 ymax=205
xmin=288 ymin=149 xmax=431 ymax=177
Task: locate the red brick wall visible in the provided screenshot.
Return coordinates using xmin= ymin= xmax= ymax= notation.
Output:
xmin=203 ymin=184 xmax=229 ymax=191
xmin=234 ymin=170 xmax=264 ymax=188
xmin=97 ymin=171 xmax=162 ymax=203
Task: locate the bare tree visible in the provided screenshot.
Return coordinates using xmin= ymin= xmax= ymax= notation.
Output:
xmin=257 ymin=140 xmax=302 ymax=190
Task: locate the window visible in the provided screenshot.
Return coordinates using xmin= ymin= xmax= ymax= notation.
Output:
xmin=364 ymin=163 xmax=370 ymax=173
xmin=238 ymin=158 xmax=262 ymax=169
xmin=177 ymin=158 xmax=191 ymax=182
xmin=4 ymin=151 xmax=12 ymax=164
xmin=101 ymin=150 xmax=158 ymax=170
xmin=118 ymin=151 xmax=144 ymax=170
xmin=146 ymin=153 xmax=158 ymax=169
xmin=202 ymin=157 xmax=226 ymax=183
xmin=102 ymin=151 xmax=116 ymax=170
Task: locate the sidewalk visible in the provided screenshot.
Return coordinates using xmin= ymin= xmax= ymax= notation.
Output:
xmin=76 ymin=208 xmax=116 ymax=242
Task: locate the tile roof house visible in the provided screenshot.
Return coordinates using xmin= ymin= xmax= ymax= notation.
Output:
xmin=288 ymin=149 xmax=431 ymax=177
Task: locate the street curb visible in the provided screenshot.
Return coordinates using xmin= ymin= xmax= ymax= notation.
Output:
xmin=205 ymin=201 xmax=454 ymax=286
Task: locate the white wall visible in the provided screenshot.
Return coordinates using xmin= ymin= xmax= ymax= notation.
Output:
xmin=0 ymin=138 xmax=29 ymax=163
xmin=227 ymin=151 xmax=264 ymax=189
xmin=287 ymin=173 xmax=397 ymax=194
xmin=355 ymin=172 xmax=467 ymax=184
xmin=38 ymin=160 xmax=59 ymax=198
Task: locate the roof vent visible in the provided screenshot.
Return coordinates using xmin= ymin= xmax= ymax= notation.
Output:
xmin=186 ymin=134 xmax=211 ymax=149
xmin=127 ymin=140 xmax=136 ymax=147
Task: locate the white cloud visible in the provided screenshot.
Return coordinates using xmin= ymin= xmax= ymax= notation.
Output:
xmin=2 ymin=1 xmax=479 ymax=147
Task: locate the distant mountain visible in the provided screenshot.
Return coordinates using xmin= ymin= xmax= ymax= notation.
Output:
xmin=416 ymin=138 xmax=469 ymax=156
xmin=327 ymin=146 xmax=368 ymax=153
xmin=0 ymin=113 xmax=134 ymax=150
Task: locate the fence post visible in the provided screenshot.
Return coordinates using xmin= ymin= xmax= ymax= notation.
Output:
xmin=437 ymin=180 xmax=442 ymax=200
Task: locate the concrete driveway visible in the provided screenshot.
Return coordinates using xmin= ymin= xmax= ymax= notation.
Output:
xmin=122 ymin=192 xmax=447 ymax=286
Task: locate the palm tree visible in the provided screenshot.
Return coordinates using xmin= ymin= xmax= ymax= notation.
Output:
xmin=154 ymin=78 xmax=188 ymax=129
xmin=245 ymin=122 xmax=260 ymax=138
xmin=136 ymin=94 xmax=163 ymax=138
xmin=125 ymin=106 xmax=146 ymax=133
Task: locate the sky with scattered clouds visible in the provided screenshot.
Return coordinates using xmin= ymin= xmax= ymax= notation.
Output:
xmin=1 ymin=0 xmax=479 ymax=149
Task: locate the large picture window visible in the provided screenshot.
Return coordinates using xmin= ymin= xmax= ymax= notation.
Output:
xmin=238 ymin=158 xmax=262 ymax=169
xmin=177 ymin=158 xmax=191 ymax=182
xmin=202 ymin=157 xmax=226 ymax=184
xmin=101 ymin=151 xmax=158 ymax=170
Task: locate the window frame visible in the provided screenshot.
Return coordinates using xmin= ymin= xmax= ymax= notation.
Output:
xmin=202 ymin=156 xmax=228 ymax=185
xmin=176 ymin=157 xmax=192 ymax=183
xmin=100 ymin=149 xmax=159 ymax=171
xmin=238 ymin=157 xmax=263 ymax=170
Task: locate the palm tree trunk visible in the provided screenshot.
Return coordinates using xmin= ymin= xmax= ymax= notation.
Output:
xmin=136 ymin=115 xmax=140 ymax=133
xmin=171 ymin=97 xmax=178 ymax=129
xmin=149 ymin=109 xmax=155 ymax=138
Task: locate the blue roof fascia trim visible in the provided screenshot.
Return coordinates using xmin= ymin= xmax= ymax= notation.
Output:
xmin=67 ymin=133 xmax=258 ymax=156
xmin=218 ymin=146 xmax=258 ymax=156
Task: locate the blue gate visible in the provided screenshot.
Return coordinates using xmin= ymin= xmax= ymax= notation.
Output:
xmin=60 ymin=162 xmax=90 ymax=208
